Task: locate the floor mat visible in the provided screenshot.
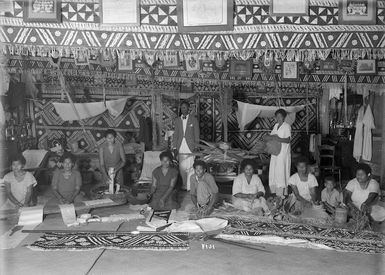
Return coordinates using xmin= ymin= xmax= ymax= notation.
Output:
xmin=27 ymin=232 xmax=189 ymax=251
xmin=221 ymin=216 xmax=385 ymax=254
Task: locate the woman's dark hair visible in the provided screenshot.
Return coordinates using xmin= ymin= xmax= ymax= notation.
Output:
xmin=60 ymin=153 xmax=76 ymax=164
xmin=193 ymin=159 xmax=206 ymax=170
xmin=105 ymin=129 xmax=117 ymax=138
xmin=180 ymin=101 xmax=190 ymax=108
xmin=11 ymin=154 xmax=26 ymax=166
xmin=275 ymin=109 xmax=287 ymax=118
xmin=355 ymin=163 xmax=371 ymax=175
xmin=295 ymin=156 xmax=309 ymax=166
xmin=159 ymin=151 xmax=173 ymax=161
xmin=240 ymin=159 xmax=256 ymax=172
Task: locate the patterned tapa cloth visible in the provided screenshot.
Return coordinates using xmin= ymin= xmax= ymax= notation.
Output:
xmin=221 ymin=216 xmax=385 ymax=254
xmin=28 ymin=232 xmax=189 ymax=251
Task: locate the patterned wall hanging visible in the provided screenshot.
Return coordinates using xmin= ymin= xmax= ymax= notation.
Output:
xmin=33 ymin=95 xmax=152 ymax=152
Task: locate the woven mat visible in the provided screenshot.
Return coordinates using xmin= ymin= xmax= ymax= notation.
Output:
xmin=27 ymin=232 xmax=189 ymax=251
xmin=221 ymin=216 xmax=385 ymax=254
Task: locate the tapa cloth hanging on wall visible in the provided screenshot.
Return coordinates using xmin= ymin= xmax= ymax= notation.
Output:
xmin=53 ymin=98 xmax=128 ymax=121
xmin=236 ymin=101 xmax=305 ymax=131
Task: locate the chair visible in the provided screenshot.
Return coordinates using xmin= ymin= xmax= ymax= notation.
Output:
xmin=318 ymin=145 xmax=342 ymax=190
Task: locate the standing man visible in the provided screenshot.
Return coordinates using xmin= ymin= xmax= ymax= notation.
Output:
xmin=172 ymin=101 xmax=200 ymax=190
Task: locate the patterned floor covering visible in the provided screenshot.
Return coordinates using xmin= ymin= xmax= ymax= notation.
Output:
xmin=28 ymin=232 xmax=189 ymax=251
xmin=222 ymin=216 xmax=385 ymax=254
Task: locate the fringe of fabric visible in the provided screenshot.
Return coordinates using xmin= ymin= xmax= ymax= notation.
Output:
xmin=4 ymin=44 xmax=385 ymax=61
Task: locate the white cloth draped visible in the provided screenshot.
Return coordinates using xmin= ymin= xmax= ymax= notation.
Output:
xmin=329 ymin=86 xmax=342 ymax=100
xmin=353 ymin=106 xmax=365 ymax=162
xmin=353 ymin=105 xmax=375 ymax=162
xmin=236 ymin=101 xmax=305 ymax=131
xmin=139 ymin=151 xmax=161 ymax=181
xmin=22 ymin=149 xmax=48 ymax=169
xmin=53 ymin=98 xmax=128 ymax=121
xmin=362 ymin=105 xmax=375 ymax=161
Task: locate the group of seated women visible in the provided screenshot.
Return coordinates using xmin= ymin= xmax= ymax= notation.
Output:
xmin=1 ymin=129 xmax=384 ymax=225
xmin=0 ymin=153 xmax=84 ymax=210
xmin=1 ymin=128 xmax=126 ymax=209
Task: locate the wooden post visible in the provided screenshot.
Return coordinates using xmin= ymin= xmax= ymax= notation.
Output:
xmin=151 ymin=89 xmax=157 ymax=150
xmin=222 ymin=85 xmax=228 ymax=142
xmin=344 ymin=73 xmax=348 ymax=126
xmin=381 ymin=94 xmax=385 ymax=187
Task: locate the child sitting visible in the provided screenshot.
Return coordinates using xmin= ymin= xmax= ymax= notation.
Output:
xmin=321 ymin=176 xmax=342 ymax=214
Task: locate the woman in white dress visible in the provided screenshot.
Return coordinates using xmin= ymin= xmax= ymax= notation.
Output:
xmin=344 ymin=163 xmax=385 ymax=222
xmin=268 ymin=109 xmax=291 ymax=198
xmin=232 ymin=159 xmax=270 ymax=215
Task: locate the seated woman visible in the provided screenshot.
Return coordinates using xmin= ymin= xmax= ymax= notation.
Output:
xmin=344 ymin=163 xmax=385 ymax=222
xmin=149 ymin=151 xmax=178 ymax=210
xmin=1 ymin=155 xmax=37 ymax=209
xmin=48 ymin=153 xmax=83 ymax=205
xmin=190 ymin=160 xmax=218 ymax=217
xmin=99 ymin=129 xmax=126 ymax=186
xmin=232 ymin=159 xmax=269 ymax=216
xmin=287 ymin=156 xmax=318 ymax=215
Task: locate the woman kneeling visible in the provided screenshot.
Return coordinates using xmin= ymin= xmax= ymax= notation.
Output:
xmin=48 ymin=153 xmax=83 ymax=205
xmin=232 ymin=160 xmax=270 ymax=216
xmin=149 ymin=151 xmax=178 ymax=210
xmin=344 ymin=163 xmax=385 ymax=222
xmin=287 ymin=157 xmax=318 ymax=215
xmin=2 ymin=155 xmax=37 ymax=209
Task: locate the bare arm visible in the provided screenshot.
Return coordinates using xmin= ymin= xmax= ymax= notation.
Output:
xmin=272 ymin=136 xmax=291 ymax=143
xmin=191 ymin=194 xmax=197 ymax=206
xmin=51 ymin=171 xmax=67 ymax=203
xmin=309 ymin=187 xmax=317 ymax=203
xmin=4 ymin=181 xmax=23 ymax=207
xmin=23 ymin=185 xmax=33 ymax=207
xmin=99 ymin=148 xmax=108 ymax=178
xmin=150 ymin=175 xmax=157 ymax=196
xmin=234 ymin=193 xmax=255 ymax=199
xmin=361 ymin=192 xmax=379 ymax=213
xmin=115 ymin=144 xmax=127 ymax=173
xmin=291 ymin=185 xmax=312 ymax=206
xmin=69 ymin=172 xmax=82 ymax=203
xmin=160 ymin=176 xmax=177 ymax=202
xmin=206 ymin=192 xmax=218 ymax=212
xmin=343 ymin=189 xmax=353 ymax=205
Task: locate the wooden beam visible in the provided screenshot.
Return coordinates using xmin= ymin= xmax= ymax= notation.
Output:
xmin=381 ymin=94 xmax=385 ymax=187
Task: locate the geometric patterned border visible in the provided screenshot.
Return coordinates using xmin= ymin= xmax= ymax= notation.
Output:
xmin=1 ymin=25 xmax=385 ymax=53
xmin=7 ymin=56 xmax=385 ymax=87
xmin=28 ymin=232 xmax=190 ymax=251
xmin=3 ymin=1 xmax=385 ymax=26
xmin=221 ymin=216 xmax=385 ymax=254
